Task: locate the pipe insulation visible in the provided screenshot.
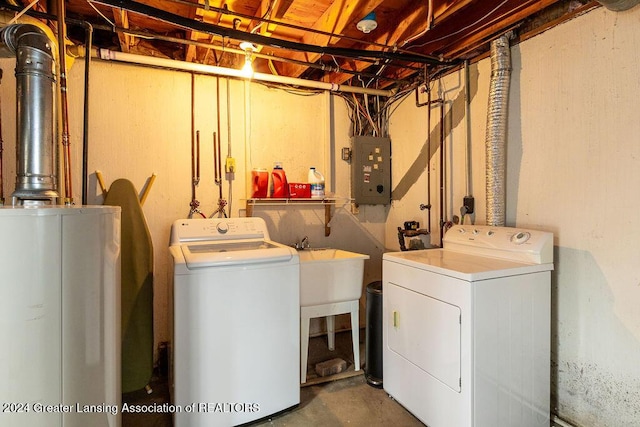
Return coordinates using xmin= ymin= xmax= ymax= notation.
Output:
xmin=484 ymin=34 xmax=512 ymax=227
xmin=597 ymin=0 xmax=640 ymax=11
xmin=0 ymin=24 xmax=58 ymax=202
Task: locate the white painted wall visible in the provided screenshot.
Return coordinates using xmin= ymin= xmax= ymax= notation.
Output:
xmin=387 ymin=5 xmax=640 ymax=427
xmin=2 ymin=4 xmax=639 ymax=424
xmin=511 ymin=8 xmax=640 ymax=426
xmin=0 ymin=55 xmax=386 ymax=355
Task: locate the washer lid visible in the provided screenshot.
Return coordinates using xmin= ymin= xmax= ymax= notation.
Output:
xmin=383 ymin=249 xmax=553 ymax=281
xmin=181 ymin=239 xmax=295 ymax=268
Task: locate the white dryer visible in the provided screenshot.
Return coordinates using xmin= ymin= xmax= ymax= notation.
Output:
xmin=169 ymin=217 xmax=299 ymax=427
xmin=383 ymin=225 xmax=554 ymax=427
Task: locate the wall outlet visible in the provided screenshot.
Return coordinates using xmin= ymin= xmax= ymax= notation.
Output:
xmin=463 ymin=195 xmax=474 ymax=214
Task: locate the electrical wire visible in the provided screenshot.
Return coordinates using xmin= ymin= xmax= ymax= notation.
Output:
xmin=409 ymin=0 xmax=510 ymax=49
xmin=7 ymin=0 xmax=39 ymax=25
xmin=249 ymin=0 xmax=277 ymax=34
xmin=85 ymin=0 xmax=115 ymax=28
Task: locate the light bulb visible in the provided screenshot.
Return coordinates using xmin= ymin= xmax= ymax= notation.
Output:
xmin=241 ymin=53 xmax=253 ymax=77
xmin=239 ymin=42 xmax=257 ymax=78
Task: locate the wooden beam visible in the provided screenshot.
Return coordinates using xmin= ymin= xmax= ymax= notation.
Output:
xmin=277 ymin=0 xmax=386 ymax=78
xmin=112 ymin=8 xmax=131 ymax=53
xmin=184 ymin=0 xmax=203 ymax=62
xmin=273 ymin=0 xmax=294 ymax=19
xmin=367 ymin=0 xmax=568 ymax=86
xmin=434 ymin=0 xmax=559 ymax=59
xmin=319 ymin=1 xmax=448 ymax=86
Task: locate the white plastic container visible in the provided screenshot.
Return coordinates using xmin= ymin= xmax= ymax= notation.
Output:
xmin=308 ymin=167 xmax=325 ymax=199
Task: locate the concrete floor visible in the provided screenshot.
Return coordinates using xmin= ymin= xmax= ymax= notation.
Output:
xmin=123 ymin=326 xmax=564 ymax=427
xmin=123 ymin=328 xmax=425 ymax=426
xmin=253 ymin=374 xmax=424 ymax=426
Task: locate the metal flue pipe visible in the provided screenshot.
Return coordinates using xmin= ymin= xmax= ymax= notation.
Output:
xmin=597 ymin=0 xmax=640 ymax=10
xmin=0 ymin=24 xmax=59 ymax=203
xmin=484 ymin=34 xmax=512 ymax=227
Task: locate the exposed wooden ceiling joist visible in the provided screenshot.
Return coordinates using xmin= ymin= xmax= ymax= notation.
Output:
xmin=0 ymin=0 xmax=591 ymax=91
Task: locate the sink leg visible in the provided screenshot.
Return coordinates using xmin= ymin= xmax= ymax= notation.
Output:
xmin=327 ymin=315 xmax=335 ymax=350
xmin=301 ymin=315 xmax=310 ymax=383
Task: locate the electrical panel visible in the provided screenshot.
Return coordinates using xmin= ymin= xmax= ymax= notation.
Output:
xmin=351 ymin=136 xmax=391 ymax=205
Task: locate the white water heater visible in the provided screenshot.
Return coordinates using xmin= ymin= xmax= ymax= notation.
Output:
xmin=0 ymin=206 xmax=121 ymax=427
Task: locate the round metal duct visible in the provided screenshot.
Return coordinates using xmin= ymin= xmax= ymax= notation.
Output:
xmin=597 ymin=0 xmax=640 ymax=11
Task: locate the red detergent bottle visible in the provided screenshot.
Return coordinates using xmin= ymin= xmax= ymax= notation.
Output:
xmin=251 ymin=168 xmax=269 ymax=198
xmin=270 ymin=162 xmax=289 ymax=198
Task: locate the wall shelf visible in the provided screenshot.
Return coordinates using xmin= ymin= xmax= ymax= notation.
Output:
xmin=244 ymin=197 xmax=352 ymax=236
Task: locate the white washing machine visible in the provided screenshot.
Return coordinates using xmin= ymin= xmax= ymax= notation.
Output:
xmin=383 ymin=225 xmax=554 ymax=427
xmin=169 ymin=217 xmax=299 ymax=427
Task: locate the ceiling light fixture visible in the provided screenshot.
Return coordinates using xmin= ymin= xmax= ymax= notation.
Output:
xmin=357 ymin=12 xmax=377 ymax=34
xmin=239 ymin=41 xmax=257 ymax=77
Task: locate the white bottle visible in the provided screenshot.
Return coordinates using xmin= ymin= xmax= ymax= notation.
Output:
xmin=308 ymin=167 xmax=325 ymax=199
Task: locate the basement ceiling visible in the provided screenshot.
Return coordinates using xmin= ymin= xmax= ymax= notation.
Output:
xmin=4 ymin=0 xmax=597 ymax=89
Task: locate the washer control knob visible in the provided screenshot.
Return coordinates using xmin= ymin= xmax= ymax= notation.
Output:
xmin=216 ymin=222 xmax=229 ymax=234
xmin=472 ymin=229 xmax=479 ymax=235
xmin=511 ymin=231 xmax=531 ymax=244
xmin=458 ymin=228 xmax=465 ymax=233
xmin=487 ymin=230 xmax=495 ymax=236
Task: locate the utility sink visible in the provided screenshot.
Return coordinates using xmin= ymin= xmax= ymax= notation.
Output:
xmin=298 ymin=249 xmax=370 ymax=307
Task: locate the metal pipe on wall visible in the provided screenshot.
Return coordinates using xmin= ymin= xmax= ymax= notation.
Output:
xmin=415 ymin=77 xmax=445 ymax=237
xmin=0 ymin=24 xmax=59 ymax=203
xmin=92 ymin=48 xmax=394 ymax=97
xmin=81 ymin=22 xmax=93 ymax=205
xmin=56 ymin=0 xmax=73 ymax=204
xmin=484 ymin=34 xmax=512 ymax=227
xmin=439 ymin=97 xmax=445 ymax=245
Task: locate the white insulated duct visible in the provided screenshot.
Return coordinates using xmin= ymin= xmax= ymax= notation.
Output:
xmin=484 ymin=34 xmax=512 ymax=227
xmin=597 ymin=0 xmax=640 ymax=11
xmin=0 ymin=24 xmax=58 ymax=203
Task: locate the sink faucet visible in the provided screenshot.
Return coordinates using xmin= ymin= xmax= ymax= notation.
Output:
xmin=292 ymin=236 xmax=310 ymax=250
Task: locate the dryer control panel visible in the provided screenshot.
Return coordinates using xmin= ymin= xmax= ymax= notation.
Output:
xmin=443 ymin=225 xmax=553 ymax=264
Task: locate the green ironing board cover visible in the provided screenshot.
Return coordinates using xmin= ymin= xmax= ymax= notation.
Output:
xmin=104 ymin=178 xmax=154 ymax=393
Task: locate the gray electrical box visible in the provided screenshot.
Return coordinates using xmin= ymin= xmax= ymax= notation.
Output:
xmin=351 ymin=136 xmax=391 ymax=205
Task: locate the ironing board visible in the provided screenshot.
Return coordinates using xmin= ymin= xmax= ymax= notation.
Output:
xmin=104 ymin=178 xmax=154 ymax=393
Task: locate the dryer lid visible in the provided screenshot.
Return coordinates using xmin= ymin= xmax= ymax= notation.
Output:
xmin=384 ymin=248 xmax=551 ymax=281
